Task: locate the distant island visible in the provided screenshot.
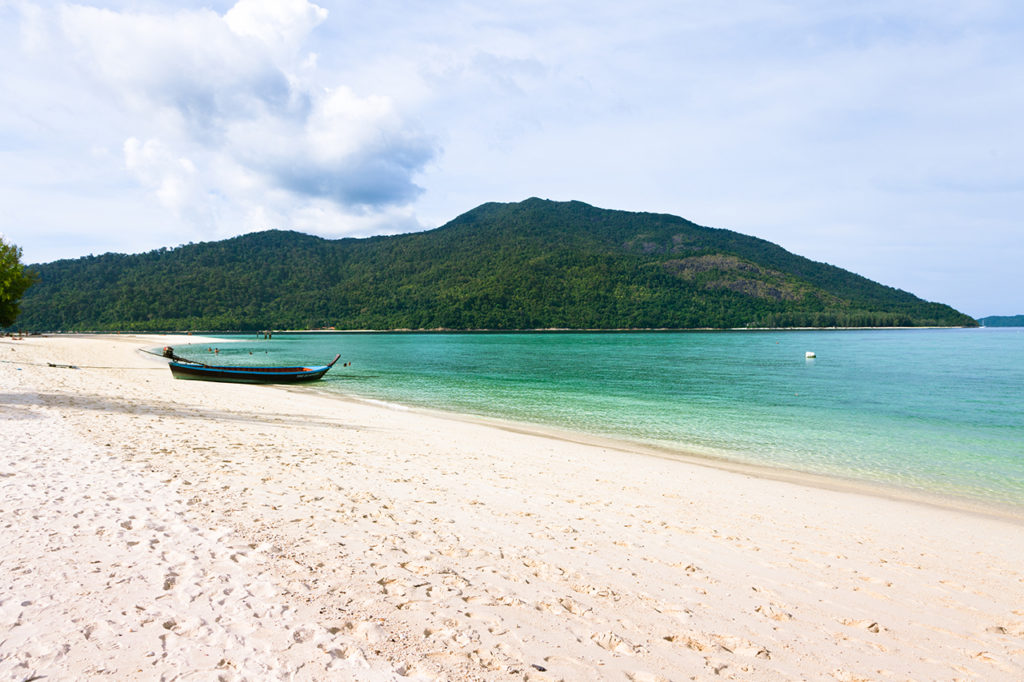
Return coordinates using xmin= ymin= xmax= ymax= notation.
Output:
xmin=978 ymin=315 xmax=1024 ymax=327
xmin=14 ymin=198 xmax=976 ymax=331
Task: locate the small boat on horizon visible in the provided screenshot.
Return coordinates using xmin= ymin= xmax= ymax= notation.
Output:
xmin=162 ymin=346 xmax=342 ymax=384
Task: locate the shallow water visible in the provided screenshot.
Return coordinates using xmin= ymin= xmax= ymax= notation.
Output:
xmin=188 ymin=328 xmax=1024 ymax=507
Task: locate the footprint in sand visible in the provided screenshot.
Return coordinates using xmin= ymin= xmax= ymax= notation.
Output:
xmin=837 ymin=618 xmax=882 ymax=633
xmin=542 ymin=654 xmax=598 ymax=678
xmin=591 ymin=630 xmax=638 ymax=654
xmin=626 ymin=672 xmax=670 ymax=682
xmin=754 ymin=602 xmax=793 ymax=622
xmin=664 ymin=631 xmax=770 ymax=659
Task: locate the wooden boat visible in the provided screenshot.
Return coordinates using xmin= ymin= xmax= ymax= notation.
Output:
xmin=163 ymin=347 xmax=341 ymax=384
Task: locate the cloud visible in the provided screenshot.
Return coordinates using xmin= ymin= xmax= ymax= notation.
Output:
xmin=225 ymin=0 xmax=329 ymax=56
xmin=53 ymin=0 xmax=435 ymax=235
xmin=3 ymin=0 xmax=1020 ymax=313
xmin=224 ymin=85 xmax=435 ymax=208
xmin=123 ymin=137 xmax=196 ymax=211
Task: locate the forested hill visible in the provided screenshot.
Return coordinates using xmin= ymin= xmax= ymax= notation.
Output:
xmin=978 ymin=315 xmax=1024 ymax=327
xmin=15 ymin=198 xmax=976 ymax=331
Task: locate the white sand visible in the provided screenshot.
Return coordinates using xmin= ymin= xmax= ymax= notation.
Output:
xmin=2 ymin=334 xmax=1023 ymax=681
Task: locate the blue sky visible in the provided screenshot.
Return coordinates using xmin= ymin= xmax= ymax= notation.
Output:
xmin=1 ymin=0 xmax=1021 ymax=317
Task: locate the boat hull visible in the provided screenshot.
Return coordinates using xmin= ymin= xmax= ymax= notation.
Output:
xmin=167 ymin=354 xmax=340 ymax=384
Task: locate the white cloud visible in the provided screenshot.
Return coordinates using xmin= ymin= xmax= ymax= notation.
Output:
xmin=224 ymin=0 xmax=328 ymax=55
xmin=1 ymin=0 xmax=1021 ymax=313
xmin=50 ymin=0 xmax=435 ymax=239
xmin=122 ymin=137 xmax=202 ymax=219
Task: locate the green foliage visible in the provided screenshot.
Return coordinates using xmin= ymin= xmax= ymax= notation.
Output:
xmin=978 ymin=315 xmax=1024 ymax=327
xmin=15 ymin=199 xmax=977 ymax=331
xmin=0 ymin=237 xmax=38 ymax=328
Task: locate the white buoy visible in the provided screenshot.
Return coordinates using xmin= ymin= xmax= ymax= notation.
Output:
xmin=805 ymin=351 xmax=816 ymax=358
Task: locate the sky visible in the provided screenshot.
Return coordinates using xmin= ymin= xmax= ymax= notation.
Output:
xmin=1 ymin=0 xmax=1021 ymax=317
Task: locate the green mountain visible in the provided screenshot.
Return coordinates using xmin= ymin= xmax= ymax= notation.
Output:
xmin=14 ymin=198 xmax=976 ymax=331
xmin=978 ymin=315 xmax=1024 ymax=327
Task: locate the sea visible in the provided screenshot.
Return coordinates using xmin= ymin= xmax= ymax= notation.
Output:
xmin=182 ymin=328 xmax=1024 ymax=511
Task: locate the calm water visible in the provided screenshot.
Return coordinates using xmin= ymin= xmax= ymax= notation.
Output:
xmin=185 ymin=329 xmax=1024 ymax=508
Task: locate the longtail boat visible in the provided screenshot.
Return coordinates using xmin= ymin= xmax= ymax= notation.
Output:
xmin=162 ymin=346 xmax=341 ymax=384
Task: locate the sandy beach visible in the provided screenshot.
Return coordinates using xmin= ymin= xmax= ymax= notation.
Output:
xmin=2 ymin=334 xmax=1023 ymax=681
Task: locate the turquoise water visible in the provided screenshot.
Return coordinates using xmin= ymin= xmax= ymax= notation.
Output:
xmin=185 ymin=329 xmax=1024 ymax=508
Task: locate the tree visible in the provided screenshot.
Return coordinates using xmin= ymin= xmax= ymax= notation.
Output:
xmin=1 ymin=237 xmax=37 ymax=328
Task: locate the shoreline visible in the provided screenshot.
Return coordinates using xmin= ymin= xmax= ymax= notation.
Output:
xmin=289 ymin=353 xmax=1024 ymax=524
xmin=11 ymin=324 xmax=983 ymax=337
xmin=3 ymin=333 xmax=1023 ymax=680
xmin=28 ymin=331 xmax=1023 ymax=521
xmin=331 ymin=393 xmax=1024 ymax=524
xmin=155 ymin=328 xmax=1024 ymax=520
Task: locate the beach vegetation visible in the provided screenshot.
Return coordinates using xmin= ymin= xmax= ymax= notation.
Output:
xmin=0 ymin=236 xmax=37 ymax=329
